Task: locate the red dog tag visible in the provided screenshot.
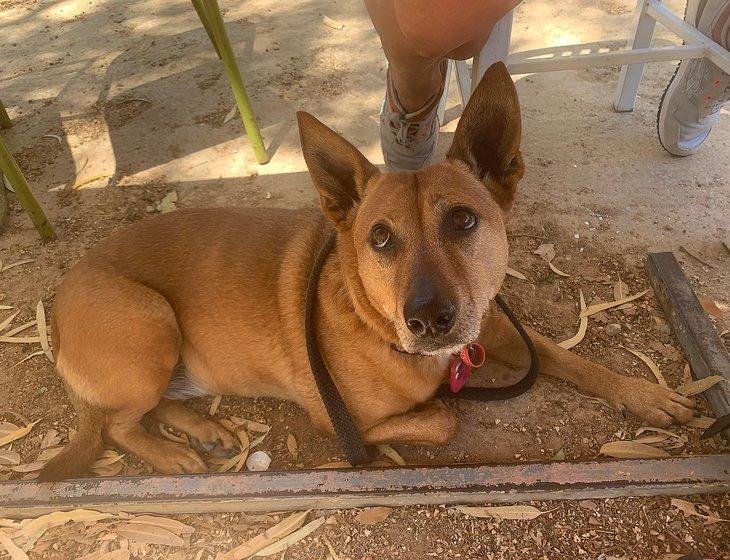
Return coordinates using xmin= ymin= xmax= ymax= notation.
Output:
xmin=449 ymin=343 xmax=485 ymax=393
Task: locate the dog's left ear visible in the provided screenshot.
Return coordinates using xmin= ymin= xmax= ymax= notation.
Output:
xmin=297 ymin=111 xmax=380 ymax=228
xmin=447 ymin=62 xmax=524 ymax=212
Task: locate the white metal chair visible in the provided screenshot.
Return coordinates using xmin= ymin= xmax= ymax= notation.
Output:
xmin=439 ymin=0 xmax=730 ymax=122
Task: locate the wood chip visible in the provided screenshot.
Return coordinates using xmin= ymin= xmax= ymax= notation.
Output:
xmin=377 ymin=444 xmax=406 ymax=466
xmin=222 ymin=511 xmax=310 ymax=560
xmin=253 ymin=517 xmax=325 ymax=557
xmin=322 ymin=535 xmax=341 ymax=560
xmin=456 ymin=505 xmax=550 ymax=520
xmin=115 ymin=522 xmax=184 ymax=546
xmin=209 ymin=395 xmax=222 ymax=416
xmin=286 ymin=433 xmax=298 ymax=460
xmin=354 ymin=507 xmax=393 ymax=525
xmin=558 ymin=290 xmax=587 ymax=349
xmin=599 ymin=441 xmax=670 ymax=458
xmin=35 ymin=301 xmax=53 ymax=363
xmin=675 ymin=375 xmax=724 ymax=396
xmin=625 ymin=349 xmax=667 ymax=388
xmin=580 ymin=290 xmax=649 ymax=318
xmin=0 ymin=421 xmax=39 ymax=447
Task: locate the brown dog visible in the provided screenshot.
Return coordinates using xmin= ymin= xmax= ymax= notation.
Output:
xmin=40 ymin=63 xmax=695 ymax=481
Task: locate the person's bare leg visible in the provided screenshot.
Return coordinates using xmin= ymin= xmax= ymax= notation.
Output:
xmin=365 ymin=0 xmax=521 ymax=112
xmin=365 ymin=0 xmax=522 ymax=171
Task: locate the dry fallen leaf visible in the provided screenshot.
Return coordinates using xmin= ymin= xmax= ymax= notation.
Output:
xmin=599 ymin=441 xmax=670 ymax=458
xmin=0 ymin=420 xmax=39 ymax=447
xmin=456 ymin=505 xmax=549 ymax=520
xmin=321 ymin=14 xmax=344 ymax=30
xmin=625 ymin=349 xmax=668 ymax=388
xmin=35 ymin=301 xmax=53 ymax=363
xmin=253 ymin=517 xmax=325 ymax=557
xmin=91 ymin=450 xmax=124 ymax=469
xmin=377 ymin=444 xmax=406 ymax=466
xmin=698 ymin=295 xmax=725 ymax=321
xmin=670 ymin=498 xmax=728 ymax=523
xmin=675 ymin=375 xmax=723 ymax=396
xmin=223 ymin=104 xmax=238 ymax=124
xmin=0 ymin=449 xmax=21 ymax=465
xmin=506 ymin=267 xmax=527 ymax=281
xmin=533 ymin=243 xmax=556 ymax=262
xmin=0 ymin=260 xmax=35 ymax=274
xmin=315 ymin=461 xmax=351 ymax=469
xmin=355 ymin=507 xmax=393 ymax=525
xmin=552 ymin=448 xmax=566 ymax=461
xmin=558 ymin=290 xmax=587 ymax=349
xmin=0 ymin=336 xmax=42 ymax=344
xmin=613 ymin=279 xmax=629 ymax=301
xmin=548 ymin=262 xmax=570 ymax=277
xmin=18 ymin=510 xmax=112 ymax=549
xmin=209 ymin=395 xmax=222 ymax=416
xmin=286 ymin=433 xmax=298 ymax=460
xmin=687 ymin=415 xmax=716 ymax=429
xmin=222 ymin=511 xmax=310 ymax=560
xmin=229 ymin=417 xmax=271 ymax=433
xmin=115 ymin=522 xmax=184 ymax=546
xmin=580 ymin=290 xmax=649 ymax=318
xmin=0 ymin=528 xmax=28 ymax=560
xmin=0 ymin=310 xmax=20 ymax=333
xmin=322 ymin=535 xmax=341 ymax=560
xmin=128 ymin=515 xmax=194 ymax=535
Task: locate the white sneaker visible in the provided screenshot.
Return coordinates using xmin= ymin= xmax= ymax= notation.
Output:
xmin=379 ymin=62 xmax=446 ymax=171
xmin=657 ymin=0 xmax=730 ymax=156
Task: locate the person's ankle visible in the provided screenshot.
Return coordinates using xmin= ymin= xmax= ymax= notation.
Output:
xmin=389 ymin=64 xmax=445 ymax=113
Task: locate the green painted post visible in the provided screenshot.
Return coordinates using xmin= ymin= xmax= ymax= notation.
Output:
xmin=0 ymin=134 xmax=55 ymax=241
xmin=0 ymin=99 xmax=11 ymax=130
xmin=197 ymin=0 xmax=269 ymax=164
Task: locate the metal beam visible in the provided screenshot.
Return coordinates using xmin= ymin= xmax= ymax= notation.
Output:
xmin=646 ymin=252 xmax=730 ymax=427
xmin=1 ymin=455 xmax=728 ymax=518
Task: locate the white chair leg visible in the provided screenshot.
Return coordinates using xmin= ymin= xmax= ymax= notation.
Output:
xmin=437 ymin=60 xmax=454 ymax=124
xmin=613 ymin=0 xmax=658 ymax=112
xmin=471 ymin=10 xmax=514 ymax=88
xmin=454 ymin=60 xmax=473 ymax=106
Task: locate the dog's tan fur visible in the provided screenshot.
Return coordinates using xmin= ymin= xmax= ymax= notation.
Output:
xmin=40 ymin=63 xmax=695 ymax=481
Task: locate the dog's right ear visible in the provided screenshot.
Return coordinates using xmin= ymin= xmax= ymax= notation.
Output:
xmin=297 ymin=112 xmax=380 ymax=229
xmin=447 ymin=62 xmax=524 ymax=212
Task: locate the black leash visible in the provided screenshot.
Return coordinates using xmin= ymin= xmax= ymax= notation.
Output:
xmin=305 ymin=233 xmax=539 ymax=466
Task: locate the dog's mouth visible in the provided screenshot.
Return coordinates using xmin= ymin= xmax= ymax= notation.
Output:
xmin=391 ymin=340 xmax=469 ymax=358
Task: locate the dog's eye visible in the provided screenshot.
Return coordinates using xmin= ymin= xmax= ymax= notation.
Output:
xmin=370 ymin=224 xmax=391 ymax=249
xmin=451 ymin=208 xmax=476 ymax=231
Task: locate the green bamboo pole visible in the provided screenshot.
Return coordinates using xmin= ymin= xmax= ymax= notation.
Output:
xmin=0 ymin=99 xmax=11 ymax=130
xmin=0 ymin=134 xmax=55 ymax=241
xmin=190 ymin=0 xmax=222 ymax=59
xmin=197 ymin=0 xmax=270 ymax=164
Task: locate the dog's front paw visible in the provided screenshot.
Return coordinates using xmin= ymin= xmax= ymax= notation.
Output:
xmin=609 ymin=377 xmax=696 ymax=427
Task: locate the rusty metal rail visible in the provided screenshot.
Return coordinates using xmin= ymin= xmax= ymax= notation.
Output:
xmin=0 ymin=455 xmax=728 ymax=518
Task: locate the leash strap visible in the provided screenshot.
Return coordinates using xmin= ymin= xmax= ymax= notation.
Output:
xmin=305 ymin=233 xmax=371 ymax=465
xmin=305 ymin=233 xmax=539 ymax=466
xmin=435 ymin=294 xmax=540 ymax=401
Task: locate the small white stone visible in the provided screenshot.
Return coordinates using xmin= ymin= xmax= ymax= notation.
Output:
xmin=246 ymin=450 xmax=271 ymax=471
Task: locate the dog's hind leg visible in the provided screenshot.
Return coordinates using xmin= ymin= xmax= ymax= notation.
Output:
xmin=45 ymin=267 xmax=208 ymax=477
xmin=151 ymin=399 xmax=238 ymax=455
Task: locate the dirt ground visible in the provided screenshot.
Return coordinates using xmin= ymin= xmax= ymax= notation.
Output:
xmin=1 ymin=0 xmax=729 ymax=558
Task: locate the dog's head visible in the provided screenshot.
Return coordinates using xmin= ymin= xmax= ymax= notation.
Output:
xmin=298 ymin=62 xmax=523 ymax=356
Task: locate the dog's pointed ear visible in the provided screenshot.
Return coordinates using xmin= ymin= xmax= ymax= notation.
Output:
xmin=446 ymin=62 xmax=524 ymax=212
xmin=297 ymin=111 xmax=379 ymax=228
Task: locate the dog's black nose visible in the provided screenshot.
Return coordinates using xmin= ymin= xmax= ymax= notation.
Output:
xmin=404 ymin=295 xmax=456 ymax=338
